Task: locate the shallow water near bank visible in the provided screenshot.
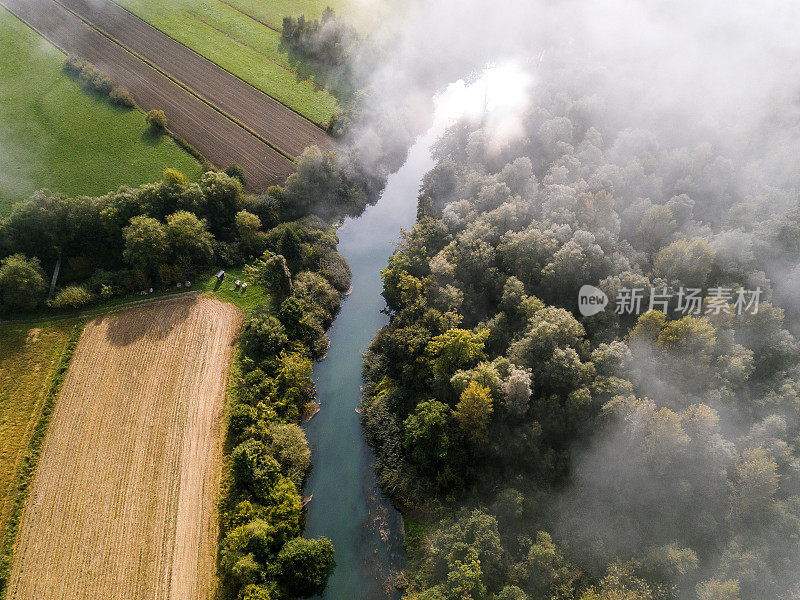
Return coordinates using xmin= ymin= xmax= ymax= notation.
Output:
xmin=302 ymin=135 xmax=436 ymax=599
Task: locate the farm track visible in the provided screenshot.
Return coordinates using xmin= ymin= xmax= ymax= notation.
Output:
xmin=0 ymin=0 xmax=295 ymax=190
xmin=4 ymin=297 xmax=243 ymax=600
xmin=54 ymin=0 xmax=333 ymax=157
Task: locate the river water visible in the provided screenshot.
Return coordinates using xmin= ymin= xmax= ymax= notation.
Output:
xmin=303 ymin=133 xmax=436 ymax=599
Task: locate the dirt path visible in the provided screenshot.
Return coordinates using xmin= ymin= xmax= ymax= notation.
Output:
xmin=4 ymin=296 xmax=243 ymax=600
xmin=0 ymin=0 xmax=295 ymax=190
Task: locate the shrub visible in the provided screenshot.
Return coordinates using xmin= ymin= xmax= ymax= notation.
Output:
xmin=319 ymin=251 xmax=351 ymax=293
xmin=225 ymin=164 xmax=247 ymax=187
xmin=109 ymin=86 xmax=136 ymax=108
xmin=163 ymin=168 xmax=188 ymax=187
xmin=63 ymin=54 xmax=87 ymax=75
xmin=229 ymin=404 xmax=258 ymax=444
xmin=275 ymin=537 xmax=335 ymax=597
xmin=0 ymin=254 xmax=46 ymax=313
xmin=146 ymin=109 xmax=168 ymax=132
xmin=241 ymin=307 xmax=289 ymax=365
xmin=51 ymin=285 xmax=95 ymax=309
xmin=78 ymin=65 xmax=113 ymax=95
xmin=238 ymin=584 xmax=273 ymax=600
xmin=264 ymin=423 xmax=311 ymax=489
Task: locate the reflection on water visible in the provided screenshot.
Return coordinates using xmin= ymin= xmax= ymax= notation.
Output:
xmin=302 ymin=133 xmax=436 ymax=600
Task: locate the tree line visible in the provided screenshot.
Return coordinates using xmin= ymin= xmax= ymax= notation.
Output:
xmin=0 ymin=145 xmax=376 ymax=317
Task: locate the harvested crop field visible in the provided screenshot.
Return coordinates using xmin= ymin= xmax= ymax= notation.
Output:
xmin=0 ymin=322 xmax=74 ymax=535
xmin=0 ymin=0 xmax=295 ymax=190
xmin=4 ymin=296 xmax=243 ymax=600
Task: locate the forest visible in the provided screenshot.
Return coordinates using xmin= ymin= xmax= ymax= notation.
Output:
xmin=361 ymin=55 xmax=800 ymax=600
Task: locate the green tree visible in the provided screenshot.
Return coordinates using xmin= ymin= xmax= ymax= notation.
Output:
xmin=246 ymin=252 xmax=293 ymax=299
xmin=200 ymin=171 xmax=245 ymax=239
xmin=166 ymin=210 xmax=213 ymax=268
xmin=524 ymin=532 xmax=572 ymax=597
xmin=278 ymin=226 xmax=302 ymax=265
xmin=272 ymin=351 xmax=315 ymax=421
xmin=241 ymin=306 xmax=289 ymax=366
xmin=730 ymin=446 xmax=779 ymax=522
xmin=426 ymin=329 xmax=489 ymax=384
xmin=292 ymin=271 xmax=341 ymax=327
xmin=276 ymin=537 xmax=336 ymax=597
xmin=236 ymin=210 xmax=265 ymax=256
xmin=452 ymin=381 xmax=493 ymax=443
xmin=579 ymin=563 xmax=653 ymax=600
xmin=508 ymin=306 xmax=586 ymax=368
xmin=122 ymin=215 xmax=168 ymax=274
xmin=264 ymin=423 xmax=311 ymax=489
xmin=0 ymin=253 xmax=45 ymax=313
xmin=653 ymin=239 xmax=715 ymax=287
xmin=696 ymin=579 xmax=740 ymax=600
xmin=657 ymin=316 xmax=717 ymax=356
xmin=404 ymin=400 xmax=455 ymax=471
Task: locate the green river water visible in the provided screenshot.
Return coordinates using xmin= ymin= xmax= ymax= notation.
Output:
xmin=303 ymin=133 xmax=436 ymax=600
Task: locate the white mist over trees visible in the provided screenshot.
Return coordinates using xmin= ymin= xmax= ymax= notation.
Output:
xmin=348 ymin=1 xmax=800 ymax=599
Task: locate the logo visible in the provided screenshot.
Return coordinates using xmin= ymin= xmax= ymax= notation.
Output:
xmin=578 ymin=285 xmax=608 ymax=316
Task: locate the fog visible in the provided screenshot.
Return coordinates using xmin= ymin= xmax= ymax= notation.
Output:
xmin=349 ymin=1 xmax=800 ymax=598
xmin=349 ymin=0 xmax=800 ymax=184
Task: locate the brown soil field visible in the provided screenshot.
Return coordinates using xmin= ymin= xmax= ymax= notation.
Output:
xmin=55 ymin=0 xmax=334 ymax=159
xmin=4 ymin=296 xmax=243 ymax=600
xmin=0 ymin=0 xmax=295 ymax=191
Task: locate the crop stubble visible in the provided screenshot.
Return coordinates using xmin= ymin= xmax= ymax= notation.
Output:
xmin=4 ymin=296 xmax=243 ymax=600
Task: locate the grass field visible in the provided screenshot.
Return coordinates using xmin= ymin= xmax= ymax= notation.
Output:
xmin=112 ymin=0 xmax=343 ymax=124
xmin=5 ymin=296 xmax=242 ymax=600
xmin=0 ymin=322 xmax=74 ymax=537
xmin=202 ymin=267 xmax=270 ymax=312
xmin=0 ymin=6 xmax=202 ymax=215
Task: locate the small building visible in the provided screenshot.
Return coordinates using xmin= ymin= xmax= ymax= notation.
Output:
xmin=216 ymin=270 xmax=225 ymax=282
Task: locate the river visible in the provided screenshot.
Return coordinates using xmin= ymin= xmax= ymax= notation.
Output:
xmin=302 ymin=132 xmax=437 ymax=599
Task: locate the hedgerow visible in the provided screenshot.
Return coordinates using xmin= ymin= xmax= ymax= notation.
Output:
xmin=63 ymin=55 xmax=135 ymax=109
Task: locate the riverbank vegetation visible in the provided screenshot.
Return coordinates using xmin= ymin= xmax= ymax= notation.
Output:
xmin=362 ymin=70 xmax=800 ymax=600
xmin=0 ymin=7 xmax=202 ymax=215
xmin=0 ymin=157 xmax=358 ymax=598
xmin=217 ymin=214 xmax=348 ymax=599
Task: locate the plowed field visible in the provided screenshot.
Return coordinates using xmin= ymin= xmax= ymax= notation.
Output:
xmin=0 ymin=0 xmax=296 ymax=190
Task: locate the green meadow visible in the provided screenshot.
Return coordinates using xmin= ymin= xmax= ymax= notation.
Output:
xmin=0 ymin=7 xmax=202 ymax=215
